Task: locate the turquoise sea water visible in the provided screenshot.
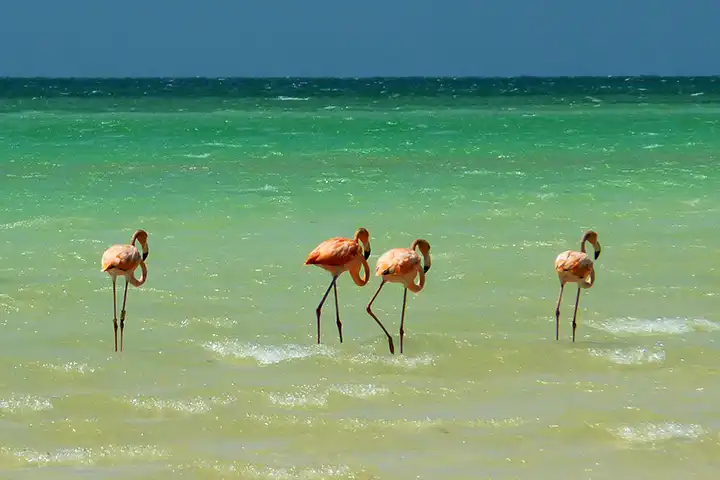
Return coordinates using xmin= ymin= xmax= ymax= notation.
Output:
xmin=1 ymin=77 xmax=719 ymax=479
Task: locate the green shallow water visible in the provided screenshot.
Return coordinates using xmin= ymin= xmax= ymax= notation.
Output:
xmin=1 ymin=77 xmax=720 ymax=479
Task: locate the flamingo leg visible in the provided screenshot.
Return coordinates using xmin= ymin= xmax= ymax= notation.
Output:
xmin=333 ymin=280 xmax=343 ymax=343
xmin=365 ymin=281 xmax=395 ymax=355
xmin=399 ymin=287 xmax=408 ymax=354
xmin=554 ymin=283 xmax=565 ymax=341
xmin=112 ymin=276 xmax=118 ymax=352
xmin=119 ymin=279 xmax=130 ymax=352
xmin=571 ymin=287 xmax=582 ymax=343
xmin=315 ymin=276 xmax=338 ymax=344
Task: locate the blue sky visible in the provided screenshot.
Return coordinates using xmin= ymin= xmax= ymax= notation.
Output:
xmin=2 ymin=0 xmax=718 ymax=77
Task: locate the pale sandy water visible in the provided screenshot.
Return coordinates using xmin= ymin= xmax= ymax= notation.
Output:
xmin=1 ymin=78 xmax=720 ymax=479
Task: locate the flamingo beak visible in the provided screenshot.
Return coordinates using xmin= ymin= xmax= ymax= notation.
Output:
xmin=423 ymin=265 xmax=431 ymax=273
xmin=364 ymin=249 xmax=371 ymax=260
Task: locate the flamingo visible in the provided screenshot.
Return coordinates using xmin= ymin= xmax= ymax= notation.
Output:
xmin=554 ymin=229 xmax=601 ymax=342
xmin=304 ymin=227 xmax=371 ymax=345
xmin=101 ymin=229 xmax=149 ymax=352
xmin=366 ymin=238 xmax=431 ymax=354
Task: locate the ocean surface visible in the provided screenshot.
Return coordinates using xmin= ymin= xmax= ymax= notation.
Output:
xmin=1 ymin=76 xmax=719 ymax=479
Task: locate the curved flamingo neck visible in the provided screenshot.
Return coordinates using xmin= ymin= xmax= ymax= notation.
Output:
xmin=349 ymin=258 xmax=370 ymax=286
xmin=129 ymin=262 xmax=148 ymax=287
xmin=407 ymin=268 xmax=425 ymax=293
xmin=586 ymin=268 xmax=596 ymax=287
xmin=579 ymin=232 xmax=592 ymax=253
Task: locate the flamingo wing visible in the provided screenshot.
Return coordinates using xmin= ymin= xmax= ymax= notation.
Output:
xmin=305 ymin=237 xmax=361 ymax=267
xmin=102 ymin=245 xmax=141 ymax=272
xmin=376 ymin=248 xmax=420 ymax=276
xmin=555 ymin=250 xmax=593 ymax=279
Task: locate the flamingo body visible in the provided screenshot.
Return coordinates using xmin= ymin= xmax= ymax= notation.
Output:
xmin=305 ymin=237 xmax=365 ymax=276
xmin=554 ymin=250 xmax=594 ymax=288
xmin=102 ymin=244 xmax=144 ymax=278
xmin=377 ymin=248 xmax=422 ymax=278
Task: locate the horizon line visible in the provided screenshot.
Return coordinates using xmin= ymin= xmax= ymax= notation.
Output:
xmin=1 ymin=74 xmax=720 ymax=80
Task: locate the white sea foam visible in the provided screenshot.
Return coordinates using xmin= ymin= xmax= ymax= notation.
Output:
xmin=241 ymin=463 xmax=352 ymax=479
xmin=332 ymin=383 xmax=389 ymax=399
xmin=237 ymin=184 xmax=279 ymax=193
xmin=588 ymin=345 xmax=665 ymax=365
xmin=589 ymin=317 xmax=719 ymax=336
xmin=203 ymin=340 xmax=334 ymax=365
xmin=0 ymin=293 xmax=19 ymax=313
xmin=267 ymin=383 xmax=389 ymax=408
xmin=191 ymin=316 xmax=239 ymax=328
xmin=461 ymin=169 xmax=492 ymax=176
xmin=268 ymin=390 xmax=328 ymax=408
xmin=39 ymin=361 xmax=96 ymax=374
xmin=609 ymin=422 xmax=706 ymax=444
xmin=126 ymin=394 xmax=234 ymax=414
xmin=347 ymin=352 xmax=436 ymax=369
xmin=202 ymin=141 xmax=242 ymax=148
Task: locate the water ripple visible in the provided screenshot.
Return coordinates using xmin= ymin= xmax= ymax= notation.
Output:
xmin=0 ymin=395 xmax=53 ymax=413
xmin=0 ymin=216 xmax=49 ymax=230
xmin=0 ymin=444 xmax=170 ymax=466
xmin=245 ymin=412 xmax=526 ymax=431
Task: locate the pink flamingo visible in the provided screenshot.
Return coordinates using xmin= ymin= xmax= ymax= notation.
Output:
xmin=101 ymin=229 xmax=149 ymax=351
xmin=304 ymin=227 xmax=371 ymax=345
xmin=554 ymin=230 xmax=601 ymax=342
xmin=366 ymin=239 xmax=432 ymax=354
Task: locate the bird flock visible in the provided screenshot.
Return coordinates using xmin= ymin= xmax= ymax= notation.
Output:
xmin=101 ymin=227 xmax=600 ymax=354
